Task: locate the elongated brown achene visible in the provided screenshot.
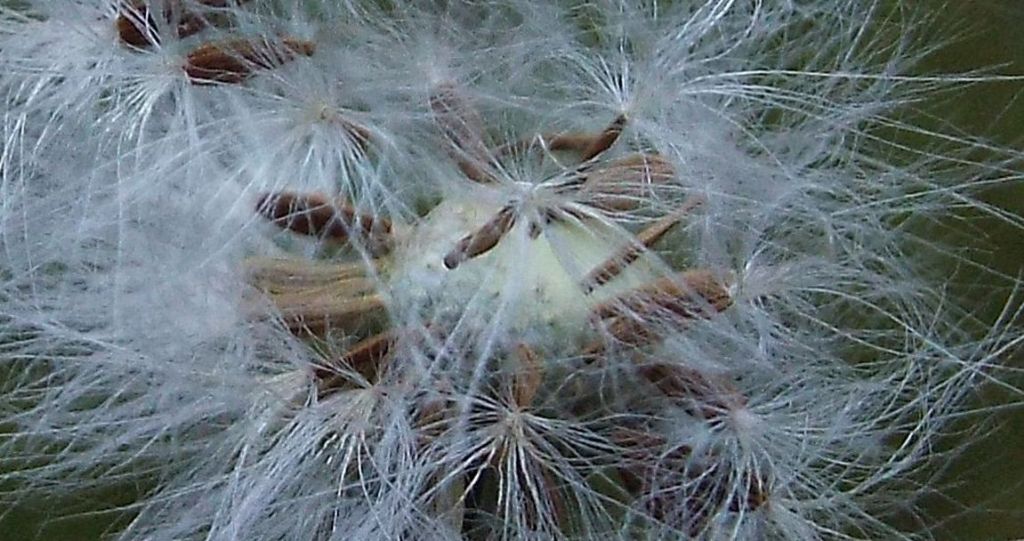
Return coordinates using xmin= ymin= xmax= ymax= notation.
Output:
xmin=492 ymin=131 xmax=615 ymax=158
xmin=443 ymin=205 xmax=517 ymax=269
xmin=316 ymin=331 xmax=396 ymax=393
xmin=273 ymin=290 xmax=386 ymax=335
xmin=429 ymin=83 xmax=496 ymax=183
xmin=638 ymin=362 xmax=747 ymax=419
xmin=116 ymin=2 xmax=159 ymax=47
xmin=581 ymin=196 xmax=703 ymax=291
xmin=580 ymin=153 xmax=676 ymax=212
xmin=576 ymin=267 xmax=731 ymax=356
xmin=244 ymin=258 xmax=369 ymax=294
xmin=579 ymin=114 xmax=627 ymax=161
xmin=592 ymin=269 xmax=732 ymax=322
xmin=257 ymin=192 xmax=349 ymax=239
xmin=256 ymin=192 xmax=392 ymax=251
xmin=587 ymin=270 xmax=731 ymax=348
xmin=185 ymin=37 xmax=315 ymax=85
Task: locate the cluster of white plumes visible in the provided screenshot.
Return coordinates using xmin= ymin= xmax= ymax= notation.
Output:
xmin=1 ymin=1 xmax=1021 ymax=540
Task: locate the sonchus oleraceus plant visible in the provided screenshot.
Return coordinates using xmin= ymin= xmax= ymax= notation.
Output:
xmin=1 ymin=1 xmax=1022 ymax=540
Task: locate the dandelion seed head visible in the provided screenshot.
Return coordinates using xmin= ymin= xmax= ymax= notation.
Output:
xmin=1 ymin=1 xmax=1022 ymax=540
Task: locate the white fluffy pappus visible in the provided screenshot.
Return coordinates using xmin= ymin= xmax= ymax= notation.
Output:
xmin=1 ymin=1 xmax=1023 ymax=540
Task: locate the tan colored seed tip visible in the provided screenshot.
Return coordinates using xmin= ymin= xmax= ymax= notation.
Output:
xmin=579 ymin=114 xmax=627 ymax=162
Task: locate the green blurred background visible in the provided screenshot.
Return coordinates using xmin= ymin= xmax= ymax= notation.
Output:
xmin=1 ymin=1 xmax=1023 ymax=539
xmin=905 ymin=1 xmax=1024 ymax=539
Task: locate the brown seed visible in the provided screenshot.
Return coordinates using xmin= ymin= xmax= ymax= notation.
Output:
xmin=116 ymin=0 xmax=252 ymax=48
xmin=274 ymin=292 xmax=385 ymax=335
xmin=588 ymin=270 xmax=731 ymax=348
xmin=512 ymin=343 xmax=542 ymax=408
xmin=581 ymin=195 xmax=703 ymax=291
xmin=429 ymin=83 xmax=496 ymax=183
xmin=579 ymin=153 xmax=676 ymax=212
xmin=728 ymin=474 xmax=770 ymax=512
xmin=269 ymin=284 xmax=383 ymax=315
xmin=338 ymin=331 xmax=394 ymax=375
xmin=443 ymin=205 xmax=517 ymax=269
xmin=527 ymin=469 xmax=567 ymax=530
xmin=116 ymin=1 xmax=160 ymax=47
xmin=415 ymin=392 xmax=451 ymax=445
xmin=638 ymin=362 xmax=747 ymax=419
xmin=244 ymin=258 xmax=369 ymax=295
xmin=241 ymin=258 xmax=385 ymax=336
xmin=491 ymin=131 xmax=612 ymax=159
xmin=579 ymin=114 xmax=627 ymax=161
xmin=316 ymin=330 xmax=396 ymax=392
xmin=257 ymin=192 xmax=347 ymax=238
xmin=610 ymin=427 xmax=689 ymax=490
xmin=255 ymin=192 xmax=392 ymax=252
xmin=261 ymin=275 xmax=377 ymax=304
xmin=601 ymin=317 xmax=658 ymax=347
xmin=334 ymin=118 xmax=374 ymax=152
xmin=591 ymin=269 xmax=732 ymax=322
xmin=185 ymin=37 xmax=315 ymax=85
